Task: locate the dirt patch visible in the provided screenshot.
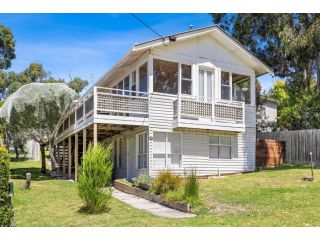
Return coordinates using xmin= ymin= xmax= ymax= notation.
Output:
xmin=206 ymin=200 xmax=246 ymax=214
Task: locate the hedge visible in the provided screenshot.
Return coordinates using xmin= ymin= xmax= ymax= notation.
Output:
xmin=0 ymin=146 xmax=13 ymax=227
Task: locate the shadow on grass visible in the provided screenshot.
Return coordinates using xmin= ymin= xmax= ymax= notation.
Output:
xmin=261 ymin=163 xmax=320 ymax=172
xmin=10 ymin=157 xmax=31 ymax=162
xmin=10 ymin=167 xmax=52 ymax=181
xmin=77 ymin=205 xmax=110 ymax=215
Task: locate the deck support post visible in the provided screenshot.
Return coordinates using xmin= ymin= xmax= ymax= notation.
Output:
xmin=68 ymin=136 xmax=72 ymax=179
xmin=83 ymin=128 xmax=87 ymax=155
xmin=93 ymin=123 xmax=98 ymax=147
xmin=74 ymin=133 xmax=79 ymax=181
xmin=62 ymin=140 xmax=66 ymax=175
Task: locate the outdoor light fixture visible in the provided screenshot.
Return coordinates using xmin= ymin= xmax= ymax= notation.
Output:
xmin=242 ymin=87 xmax=248 ymax=92
xmin=169 ymin=36 xmax=176 ymax=42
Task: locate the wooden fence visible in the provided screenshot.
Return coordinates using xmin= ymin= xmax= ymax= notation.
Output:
xmin=257 ymin=129 xmax=320 ymax=164
xmin=256 ymin=139 xmax=285 ymax=168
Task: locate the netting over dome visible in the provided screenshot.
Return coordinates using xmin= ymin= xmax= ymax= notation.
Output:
xmin=0 ymin=82 xmax=77 ymax=123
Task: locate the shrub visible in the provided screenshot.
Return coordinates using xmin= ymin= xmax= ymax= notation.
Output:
xmin=163 ymin=190 xmax=185 ymax=203
xmin=78 ymin=143 xmax=113 ymax=213
xmin=184 ymin=169 xmax=199 ymax=199
xmin=0 ymin=146 xmax=13 ymax=226
xmin=132 ymin=173 xmax=151 ymax=190
xmin=151 ymin=170 xmax=181 ymax=195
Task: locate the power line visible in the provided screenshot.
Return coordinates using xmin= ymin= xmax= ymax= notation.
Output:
xmin=130 ymin=13 xmax=164 ymax=40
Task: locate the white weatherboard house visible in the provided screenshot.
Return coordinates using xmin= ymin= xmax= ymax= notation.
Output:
xmin=53 ymin=25 xmax=273 ymax=181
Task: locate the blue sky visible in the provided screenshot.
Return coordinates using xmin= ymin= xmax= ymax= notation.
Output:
xmin=0 ymin=13 xmax=276 ymax=92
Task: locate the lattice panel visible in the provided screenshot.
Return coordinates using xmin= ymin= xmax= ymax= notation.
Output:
xmin=76 ymin=105 xmax=83 ymax=121
xmin=215 ymin=104 xmax=243 ymax=122
xmin=97 ymin=93 xmax=148 ymax=114
xmin=181 ymin=99 xmax=212 ymax=118
xmin=85 ymin=95 xmax=94 ymax=114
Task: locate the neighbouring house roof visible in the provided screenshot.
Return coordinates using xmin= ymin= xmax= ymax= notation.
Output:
xmin=89 ymin=25 xmax=274 ymax=94
xmin=260 ymin=95 xmax=278 ymax=105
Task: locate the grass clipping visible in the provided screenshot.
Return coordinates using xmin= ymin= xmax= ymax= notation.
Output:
xmin=78 ymin=143 xmax=113 ymax=214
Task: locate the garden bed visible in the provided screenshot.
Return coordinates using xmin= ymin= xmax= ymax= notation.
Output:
xmin=114 ymin=179 xmax=191 ymax=213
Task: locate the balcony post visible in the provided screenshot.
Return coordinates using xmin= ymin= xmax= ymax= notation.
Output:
xmin=177 ymin=94 xmax=181 ymax=121
xmin=93 ymin=86 xmax=98 ymax=118
xmin=242 ymin=101 xmax=245 ymax=124
xmin=212 ymin=98 xmax=215 ymax=122
xmin=83 ymin=128 xmax=87 ymax=156
xmin=74 ymin=132 xmax=78 ymax=182
xmin=83 ymin=99 xmax=86 ymax=121
xmin=62 ymin=140 xmax=66 ymax=175
xmin=93 ymin=123 xmax=98 ymax=147
xmin=68 ymin=136 xmax=72 ymax=179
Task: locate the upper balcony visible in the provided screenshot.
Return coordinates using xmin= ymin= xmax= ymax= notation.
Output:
xmin=173 ymin=95 xmax=245 ymax=132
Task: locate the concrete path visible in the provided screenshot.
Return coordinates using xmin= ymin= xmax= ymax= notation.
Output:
xmin=112 ymin=188 xmax=196 ymax=218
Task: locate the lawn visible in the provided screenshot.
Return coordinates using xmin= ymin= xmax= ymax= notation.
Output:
xmin=10 ymin=159 xmax=320 ymax=226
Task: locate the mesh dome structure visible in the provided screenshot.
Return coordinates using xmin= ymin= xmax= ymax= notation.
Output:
xmin=1 ymin=82 xmax=77 ymax=121
xmin=0 ymin=82 xmax=78 ymax=142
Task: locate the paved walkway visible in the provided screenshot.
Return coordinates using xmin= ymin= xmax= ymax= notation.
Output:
xmin=112 ymin=188 xmax=196 ymax=218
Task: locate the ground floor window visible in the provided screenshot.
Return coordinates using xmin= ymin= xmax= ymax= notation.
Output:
xmin=209 ymin=136 xmax=232 ymax=159
xmin=138 ymin=132 xmax=148 ymax=169
xmin=153 ymin=132 xmax=181 ymax=169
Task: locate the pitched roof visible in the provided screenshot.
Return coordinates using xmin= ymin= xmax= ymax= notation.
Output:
xmin=93 ymin=25 xmax=273 ymax=90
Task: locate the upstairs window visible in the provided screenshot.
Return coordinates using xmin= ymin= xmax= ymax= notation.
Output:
xmin=139 ymin=63 xmax=148 ymax=93
xmin=153 ymin=59 xmax=178 ymax=95
xmin=232 ymin=73 xmax=251 ymax=104
xmin=209 ymin=136 xmax=232 ymax=159
xmin=181 ymin=64 xmax=192 ymax=95
xmin=124 ymin=76 xmax=130 ymax=96
xmin=131 ymin=71 xmax=136 ymax=96
xmin=221 ymin=71 xmax=231 ymax=100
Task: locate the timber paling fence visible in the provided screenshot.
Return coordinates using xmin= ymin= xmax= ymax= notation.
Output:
xmin=257 ymin=129 xmax=320 ymax=164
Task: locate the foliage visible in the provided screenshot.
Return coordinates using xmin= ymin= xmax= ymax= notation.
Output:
xmin=0 ymin=146 xmax=13 ymax=227
xmin=67 ymin=77 xmax=89 ymax=94
xmin=78 ymin=143 xmax=113 ymax=214
xmin=0 ymin=24 xmax=15 ymax=70
xmin=163 ymin=190 xmax=185 ymax=203
xmin=0 ymin=83 xmax=77 ymax=173
xmin=211 ymin=14 xmax=320 ymax=91
xmin=184 ymin=169 xmax=199 ymax=199
xmin=0 ymin=63 xmax=89 ymax=100
xmin=132 ymin=173 xmax=151 ymax=190
xmin=150 ymin=170 xmax=181 ymax=195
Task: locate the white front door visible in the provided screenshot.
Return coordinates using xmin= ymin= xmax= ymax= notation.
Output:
xmin=199 ymin=69 xmax=214 ymax=101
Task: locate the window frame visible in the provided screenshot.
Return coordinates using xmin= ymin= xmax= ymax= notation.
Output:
xmin=180 ymin=63 xmax=193 ymax=95
xmin=209 ymin=135 xmax=233 ymax=160
xmin=137 ymin=132 xmax=148 ymax=169
xmin=152 ymin=131 xmax=182 ymax=169
xmin=220 ymin=71 xmax=232 ymax=100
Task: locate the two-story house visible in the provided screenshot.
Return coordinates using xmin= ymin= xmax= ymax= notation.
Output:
xmin=52 ymin=25 xmax=273 ymax=181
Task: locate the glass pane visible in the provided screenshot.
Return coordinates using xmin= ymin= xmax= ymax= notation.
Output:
xmin=153 ymin=153 xmax=166 ymax=169
xmin=117 ymin=81 xmax=123 ymax=95
xmin=209 ymin=136 xmax=219 ymax=144
xmin=207 ymin=71 xmax=212 ymax=99
xmin=209 ymin=145 xmax=219 ymax=158
xmin=143 ymin=154 xmax=148 ymax=168
xmin=144 ymin=133 xmax=148 ymax=154
xmin=131 ymin=71 xmax=136 ymax=96
xmin=167 ymin=133 xmax=181 ymax=154
xmin=138 ymin=154 xmax=143 ymax=169
xmin=221 ymin=86 xmax=230 ymax=100
xmin=219 ymin=146 xmax=231 ymax=159
xmin=181 ymin=64 xmax=191 ymax=79
xmin=181 ymin=80 xmax=192 ymax=95
xmin=168 ymin=154 xmax=181 ymax=168
xmin=221 ymin=71 xmax=230 ymax=85
xmin=153 ymin=59 xmax=178 ymax=94
xmin=199 ymin=70 xmax=204 ymax=98
xmin=232 ymin=74 xmax=250 ymax=104
xmin=139 ymin=62 xmax=148 ymax=93
xmin=220 ymin=136 xmax=231 ymax=145
xmin=153 ymin=132 xmax=166 ymax=153
xmin=124 ymin=76 xmax=130 ymax=95
xmin=139 ymin=134 xmax=143 ymax=154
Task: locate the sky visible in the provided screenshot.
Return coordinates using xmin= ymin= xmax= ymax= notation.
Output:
xmin=0 ymin=13 xmax=276 ymax=93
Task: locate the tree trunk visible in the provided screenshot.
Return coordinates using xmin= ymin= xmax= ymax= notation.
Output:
xmin=40 ymin=143 xmax=46 ymax=174
xmin=14 ymin=146 xmax=19 ymax=160
xmin=49 ymin=139 xmax=58 ymax=171
xmin=317 ymin=51 xmax=320 ymax=91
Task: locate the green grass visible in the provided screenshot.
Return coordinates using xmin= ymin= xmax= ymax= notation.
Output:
xmin=10 ymin=160 xmax=320 ymax=226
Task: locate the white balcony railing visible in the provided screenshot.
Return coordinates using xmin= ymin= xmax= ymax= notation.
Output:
xmin=57 ymin=87 xmax=149 ymax=137
xmin=174 ymin=95 xmax=245 ymax=124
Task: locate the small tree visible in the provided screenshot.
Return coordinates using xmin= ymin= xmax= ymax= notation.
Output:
xmin=0 ymin=83 xmax=77 ymax=173
xmin=78 ymin=143 xmax=113 ymax=213
xmin=184 ymin=169 xmax=199 ymax=199
xmin=0 ymin=146 xmax=13 ymax=227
